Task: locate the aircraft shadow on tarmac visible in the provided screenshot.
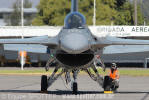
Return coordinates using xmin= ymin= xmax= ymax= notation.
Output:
xmin=116 ymin=91 xmax=149 ymax=94
xmin=0 ymin=90 xmax=103 ymax=95
xmin=1 ymin=90 xmax=149 ymax=95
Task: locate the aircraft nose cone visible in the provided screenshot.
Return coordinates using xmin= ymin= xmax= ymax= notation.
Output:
xmin=61 ymin=33 xmax=89 ymax=54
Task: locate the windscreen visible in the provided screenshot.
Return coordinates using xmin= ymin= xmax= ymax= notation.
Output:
xmin=64 ymin=12 xmax=86 ymax=29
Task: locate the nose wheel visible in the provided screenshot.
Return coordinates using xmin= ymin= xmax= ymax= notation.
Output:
xmin=72 ymin=82 xmax=78 ymax=94
xmin=41 ymin=75 xmax=48 ymax=92
xmin=72 ymin=70 xmax=79 ymax=94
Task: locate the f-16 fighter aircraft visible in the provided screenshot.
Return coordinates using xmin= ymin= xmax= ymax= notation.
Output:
xmin=1 ymin=0 xmax=149 ymax=94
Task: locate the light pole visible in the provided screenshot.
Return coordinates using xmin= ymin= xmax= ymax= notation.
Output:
xmin=21 ymin=0 xmax=24 ymax=28
xmin=144 ymin=17 xmax=146 ymax=26
xmin=21 ymin=0 xmax=24 ymax=70
xmin=134 ymin=0 xmax=137 ymax=26
xmin=93 ymin=0 xmax=96 ymax=26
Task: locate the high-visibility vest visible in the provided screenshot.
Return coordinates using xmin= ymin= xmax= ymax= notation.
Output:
xmin=19 ymin=51 xmax=27 ymax=58
xmin=109 ymin=70 xmax=119 ymax=79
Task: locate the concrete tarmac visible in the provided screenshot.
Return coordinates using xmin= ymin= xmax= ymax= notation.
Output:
xmin=0 ymin=75 xmax=149 ymax=100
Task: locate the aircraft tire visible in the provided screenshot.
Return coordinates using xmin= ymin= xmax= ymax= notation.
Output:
xmin=72 ymin=82 xmax=78 ymax=94
xmin=41 ymin=75 xmax=48 ymax=92
xmin=103 ymin=76 xmax=111 ymax=91
xmin=104 ymin=85 xmax=111 ymax=91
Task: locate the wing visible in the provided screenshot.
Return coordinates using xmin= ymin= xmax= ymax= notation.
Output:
xmin=0 ymin=26 xmax=62 ymax=49
xmin=103 ymin=45 xmax=149 ymax=54
xmin=92 ymin=36 xmax=149 ymax=47
xmin=0 ymin=26 xmax=62 ymax=37
xmin=4 ymin=44 xmax=48 ymax=53
xmin=0 ymin=36 xmax=59 ymax=48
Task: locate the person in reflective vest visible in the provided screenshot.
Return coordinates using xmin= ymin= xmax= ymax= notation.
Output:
xmin=19 ymin=51 xmax=27 ymax=67
xmin=109 ymin=63 xmax=119 ymax=80
xmin=108 ymin=63 xmax=119 ymax=90
xmin=19 ymin=51 xmax=27 ymax=58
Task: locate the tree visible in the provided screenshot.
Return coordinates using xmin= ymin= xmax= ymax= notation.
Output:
xmin=116 ymin=0 xmax=126 ymax=8
xmin=32 ymin=0 xmax=144 ymax=26
xmin=23 ymin=0 xmax=33 ymax=25
xmin=4 ymin=0 xmax=21 ymax=26
xmin=4 ymin=0 xmax=33 ymax=26
xmin=24 ymin=0 xmax=32 ymax=8
xmin=32 ymin=0 xmax=71 ymax=26
xmin=96 ymin=0 xmax=117 ymax=25
xmin=114 ymin=2 xmax=134 ymax=25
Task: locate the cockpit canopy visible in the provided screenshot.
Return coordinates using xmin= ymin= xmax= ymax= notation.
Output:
xmin=64 ymin=12 xmax=86 ymax=29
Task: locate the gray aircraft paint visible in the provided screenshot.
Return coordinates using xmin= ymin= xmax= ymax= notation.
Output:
xmin=0 ymin=0 xmax=149 ymax=68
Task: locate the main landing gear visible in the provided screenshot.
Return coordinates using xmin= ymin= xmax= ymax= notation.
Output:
xmin=41 ymin=75 xmax=48 ymax=92
xmin=103 ymin=76 xmax=119 ymax=92
xmin=41 ymin=66 xmax=64 ymax=93
xmin=84 ymin=65 xmax=104 ymax=87
xmin=41 ymin=56 xmax=114 ymax=94
xmin=72 ymin=82 xmax=78 ymax=94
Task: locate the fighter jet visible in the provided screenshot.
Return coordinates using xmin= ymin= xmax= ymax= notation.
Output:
xmin=1 ymin=0 xmax=149 ymax=94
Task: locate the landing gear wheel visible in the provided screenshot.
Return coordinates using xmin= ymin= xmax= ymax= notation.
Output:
xmin=41 ymin=75 xmax=48 ymax=92
xmin=104 ymin=85 xmax=111 ymax=91
xmin=72 ymin=82 xmax=78 ymax=94
xmin=103 ymin=76 xmax=111 ymax=91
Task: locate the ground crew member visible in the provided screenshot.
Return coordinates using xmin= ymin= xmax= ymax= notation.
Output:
xmin=19 ymin=51 xmax=27 ymax=58
xmin=19 ymin=51 xmax=27 ymax=67
xmin=108 ymin=63 xmax=119 ymax=90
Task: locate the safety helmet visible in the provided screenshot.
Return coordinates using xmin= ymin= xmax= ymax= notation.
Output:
xmin=111 ymin=63 xmax=117 ymax=69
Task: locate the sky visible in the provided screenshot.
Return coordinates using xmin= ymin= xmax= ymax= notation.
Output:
xmin=0 ymin=0 xmax=40 ymax=8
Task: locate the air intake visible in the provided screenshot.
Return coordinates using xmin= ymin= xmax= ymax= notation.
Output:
xmin=56 ymin=50 xmax=94 ymax=66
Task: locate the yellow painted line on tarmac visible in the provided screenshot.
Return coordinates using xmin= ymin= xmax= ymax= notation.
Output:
xmin=0 ymin=73 xmax=50 ymax=76
xmin=0 ymin=71 xmax=89 ymax=76
xmin=0 ymin=68 xmax=105 ymax=76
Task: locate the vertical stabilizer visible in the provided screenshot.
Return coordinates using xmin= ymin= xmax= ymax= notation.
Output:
xmin=71 ymin=0 xmax=78 ymax=12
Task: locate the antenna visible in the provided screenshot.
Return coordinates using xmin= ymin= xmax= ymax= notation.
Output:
xmin=71 ymin=0 xmax=78 ymax=12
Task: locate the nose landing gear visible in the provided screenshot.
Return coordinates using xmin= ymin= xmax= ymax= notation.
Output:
xmin=71 ymin=70 xmax=79 ymax=94
xmin=72 ymin=82 xmax=78 ymax=94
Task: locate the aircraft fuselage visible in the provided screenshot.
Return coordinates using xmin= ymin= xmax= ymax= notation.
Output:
xmin=55 ymin=27 xmax=96 ymax=68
